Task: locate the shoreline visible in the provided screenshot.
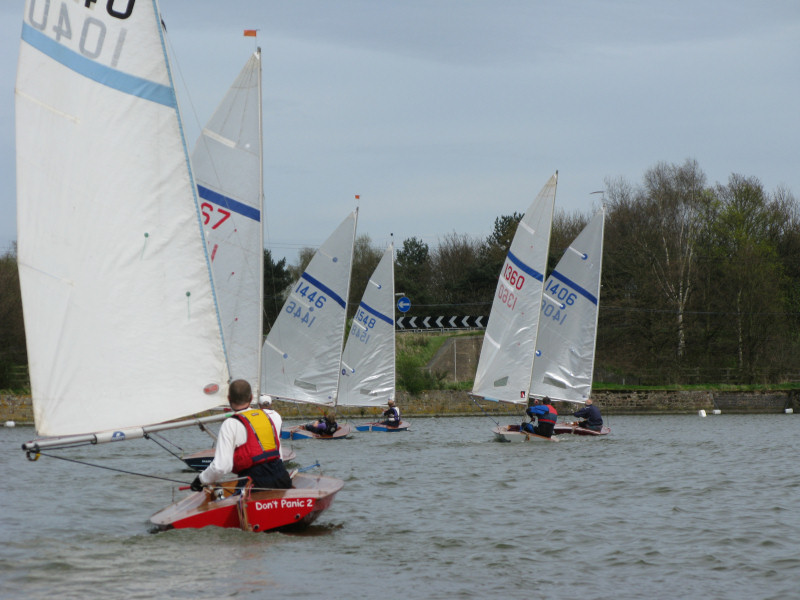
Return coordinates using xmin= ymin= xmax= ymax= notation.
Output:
xmin=2 ymin=389 xmax=797 ymax=425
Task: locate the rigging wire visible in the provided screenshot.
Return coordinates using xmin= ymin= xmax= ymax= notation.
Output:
xmin=27 ymin=451 xmax=322 ymax=490
xmin=29 ymin=450 xmax=193 ymax=485
xmin=467 ymin=394 xmax=501 ymax=426
xmin=145 ymin=432 xmax=187 ymax=460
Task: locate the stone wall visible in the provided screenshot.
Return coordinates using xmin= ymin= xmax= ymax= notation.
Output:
xmin=0 ymin=395 xmax=32 ymax=423
xmin=3 ymin=389 xmax=796 ymax=425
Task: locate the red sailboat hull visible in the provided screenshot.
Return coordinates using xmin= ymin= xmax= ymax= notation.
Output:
xmin=150 ymin=473 xmax=343 ymax=533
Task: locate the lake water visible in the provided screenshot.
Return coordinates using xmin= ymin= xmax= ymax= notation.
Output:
xmin=1 ymin=414 xmax=798 ymax=599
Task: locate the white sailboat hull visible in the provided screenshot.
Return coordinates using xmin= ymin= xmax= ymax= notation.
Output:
xmin=492 ymin=425 xmax=559 ymax=443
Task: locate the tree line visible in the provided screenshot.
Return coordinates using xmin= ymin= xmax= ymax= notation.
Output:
xmin=2 ymin=159 xmax=798 ymax=389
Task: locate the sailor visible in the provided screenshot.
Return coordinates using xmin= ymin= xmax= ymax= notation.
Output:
xmin=304 ymin=411 xmax=339 ymax=436
xmin=380 ymin=399 xmax=401 ymax=427
xmin=190 ymin=379 xmax=292 ymax=492
xmin=259 ymin=394 xmax=283 ymax=436
xmin=573 ymin=398 xmax=603 ymax=431
xmin=521 ymin=398 xmax=544 ymax=433
xmin=521 ymin=396 xmax=558 ymax=437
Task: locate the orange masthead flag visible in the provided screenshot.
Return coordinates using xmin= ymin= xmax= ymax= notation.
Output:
xmin=244 ymin=29 xmax=257 ymax=37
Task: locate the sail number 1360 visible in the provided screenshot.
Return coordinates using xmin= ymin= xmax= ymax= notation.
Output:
xmin=503 ymin=265 xmax=526 ymax=290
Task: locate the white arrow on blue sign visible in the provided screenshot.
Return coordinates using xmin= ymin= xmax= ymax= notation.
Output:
xmin=397 ymin=296 xmax=411 ymax=313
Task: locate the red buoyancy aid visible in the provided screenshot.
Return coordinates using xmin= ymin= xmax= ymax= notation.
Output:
xmin=539 ymin=404 xmax=558 ymax=424
xmin=232 ymin=410 xmax=281 ymax=473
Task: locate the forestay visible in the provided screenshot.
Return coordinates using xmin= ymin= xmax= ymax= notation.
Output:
xmin=338 ymin=243 xmax=396 ymax=407
xmin=15 ymin=0 xmax=229 ymax=438
xmin=261 ymin=211 xmax=357 ymax=405
xmin=471 ymin=173 xmax=557 ymax=404
xmin=530 ymin=208 xmax=605 ymax=403
xmin=191 ymin=50 xmax=263 ymax=394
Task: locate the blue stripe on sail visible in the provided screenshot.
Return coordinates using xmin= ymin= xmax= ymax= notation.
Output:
xmin=198 ymin=186 xmax=260 ymax=222
xmin=359 ymin=301 xmax=393 ymax=326
xmin=21 ymin=23 xmax=176 ymax=109
xmin=507 ymin=251 xmax=544 ymax=282
xmin=301 ymin=272 xmax=346 ymax=309
xmin=550 ymin=270 xmax=598 ymax=305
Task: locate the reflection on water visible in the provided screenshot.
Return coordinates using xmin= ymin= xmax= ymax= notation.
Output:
xmin=1 ymin=415 xmax=799 ymax=599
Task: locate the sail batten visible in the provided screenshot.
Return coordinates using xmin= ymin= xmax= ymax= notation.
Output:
xmin=337 ymin=243 xmax=396 ymax=408
xmin=17 ymin=0 xmax=229 ymax=438
xmin=260 ymin=211 xmax=358 ymax=405
xmin=191 ymin=50 xmax=263 ymax=394
xmin=530 ymin=208 xmax=605 ymax=403
xmin=471 ymin=174 xmax=557 ymax=404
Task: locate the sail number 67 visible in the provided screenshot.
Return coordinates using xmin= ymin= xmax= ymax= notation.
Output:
xmin=200 ymin=203 xmax=231 ymax=230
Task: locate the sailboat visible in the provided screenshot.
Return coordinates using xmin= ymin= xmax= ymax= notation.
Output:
xmin=16 ymin=1 xmax=341 ymax=532
xmin=262 ymin=211 xmax=358 ymax=440
xmin=179 ymin=48 xmax=299 ymax=472
xmin=336 ymin=243 xmax=408 ymax=432
xmin=470 ymin=173 xmax=559 ymax=443
xmin=530 ymin=209 xmax=610 ymax=436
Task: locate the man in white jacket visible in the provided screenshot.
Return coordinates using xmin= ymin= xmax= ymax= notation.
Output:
xmin=190 ymin=380 xmax=291 ymax=492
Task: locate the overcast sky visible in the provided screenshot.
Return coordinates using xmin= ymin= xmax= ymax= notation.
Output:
xmin=2 ymin=0 xmax=799 ymax=262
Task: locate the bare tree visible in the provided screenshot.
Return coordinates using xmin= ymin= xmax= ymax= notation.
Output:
xmin=635 ymin=159 xmax=710 ymax=359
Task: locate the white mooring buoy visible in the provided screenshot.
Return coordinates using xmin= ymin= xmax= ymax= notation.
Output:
xmin=4 ymin=421 xmax=15 ymax=428
xmin=786 ymin=408 xmax=794 ymax=414
xmin=698 ymin=410 xmax=707 ymax=418
xmin=712 ymin=409 xmax=722 ymax=415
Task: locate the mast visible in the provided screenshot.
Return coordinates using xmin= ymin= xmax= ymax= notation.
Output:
xmin=525 ymin=169 xmax=557 ymax=398
xmin=333 ymin=206 xmax=359 ymax=409
xmin=390 ymin=237 xmax=396 ymax=400
xmin=256 ymin=46 xmax=265 ymax=396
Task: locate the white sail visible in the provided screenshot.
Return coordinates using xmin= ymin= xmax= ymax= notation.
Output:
xmin=338 ymin=243 xmax=396 ymax=407
xmin=191 ymin=50 xmax=263 ymax=394
xmin=15 ymin=1 xmax=229 ymax=438
xmin=530 ymin=208 xmax=605 ymax=403
xmin=471 ymin=173 xmax=557 ymax=404
xmin=261 ymin=211 xmax=358 ymax=405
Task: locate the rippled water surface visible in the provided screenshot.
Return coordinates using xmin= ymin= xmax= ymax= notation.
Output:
xmin=1 ymin=414 xmax=798 ymax=599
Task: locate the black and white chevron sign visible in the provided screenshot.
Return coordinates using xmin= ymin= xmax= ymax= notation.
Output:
xmin=395 ymin=315 xmax=487 ymax=330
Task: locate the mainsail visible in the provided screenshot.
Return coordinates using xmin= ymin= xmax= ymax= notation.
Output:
xmin=471 ymin=173 xmax=557 ymax=404
xmin=337 ymin=243 xmax=396 ymax=407
xmin=261 ymin=211 xmax=358 ymax=405
xmin=16 ymin=1 xmax=229 ymax=439
xmin=191 ymin=50 xmax=263 ymax=394
xmin=530 ymin=208 xmax=605 ymax=403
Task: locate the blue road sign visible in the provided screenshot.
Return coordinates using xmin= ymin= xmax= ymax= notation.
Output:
xmin=397 ymin=296 xmax=411 ymax=313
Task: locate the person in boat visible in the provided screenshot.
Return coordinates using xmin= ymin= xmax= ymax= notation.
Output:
xmin=259 ymin=394 xmax=283 ymax=436
xmin=380 ymin=399 xmax=401 ymax=427
xmin=572 ymin=398 xmax=603 ymax=431
xmin=521 ymin=396 xmax=558 ymax=438
xmin=190 ymin=379 xmax=291 ymax=492
xmin=304 ymin=412 xmax=339 ymax=436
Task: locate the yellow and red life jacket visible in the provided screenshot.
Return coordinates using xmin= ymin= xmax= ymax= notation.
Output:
xmin=232 ymin=409 xmax=281 ymax=473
